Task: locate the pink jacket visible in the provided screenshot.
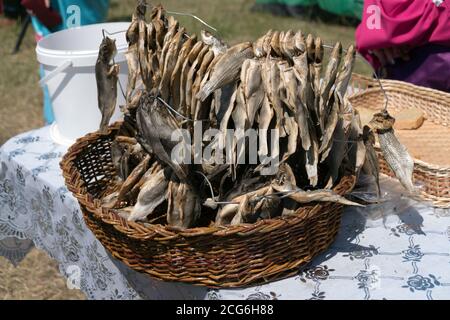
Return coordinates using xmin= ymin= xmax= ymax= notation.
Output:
xmin=356 ymin=0 xmax=450 ymax=68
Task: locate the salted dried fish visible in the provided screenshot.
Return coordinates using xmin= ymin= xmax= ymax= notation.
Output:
xmin=230 ymin=195 xmax=252 ymax=225
xmin=159 ymin=27 xmax=185 ymax=101
xmin=96 ymin=37 xmax=119 ymax=133
xmin=270 ymin=31 xmax=282 ymax=57
xmin=280 ymin=64 xmax=311 ymax=151
xmin=180 ymin=41 xmax=204 ymax=116
xmin=170 ymin=34 xmax=196 ymax=110
xmin=312 ymin=37 xmax=324 ymax=121
xmin=136 ymin=94 xmax=190 ymax=180
xmin=319 ymin=91 xmax=340 ymax=162
xmin=128 ymin=165 xmax=169 ymax=222
xmin=160 ymin=16 xmax=179 ymax=74
xmin=167 ymin=178 xmax=202 ymax=228
xmin=117 ymin=155 xmax=151 ymax=202
xmin=294 ymin=30 xmax=306 ymax=53
xmin=369 ymin=111 xmax=415 ymax=193
xmin=347 ymin=110 xmax=366 ymax=177
xmin=215 ymin=203 xmax=239 ymax=226
xmin=280 ymin=30 xmax=297 ymax=59
xmin=319 ymin=42 xmax=342 ymax=128
xmin=201 ymin=30 xmax=227 ymax=56
xmin=257 ymin=95 xmax=274 ymax=160
xmin=253 ymin=34 xmax=267 ymax=58
xmin=241 ymin=59 xmax=264 ymax=126
xmin=335 ymin=45 xmax=356 ymax=98
xmin=261 ymin=58 xmax=286 ymax=137
xmin=153 ymin=19 xmax=166 ymax=51
xmin=186 ymin=45 xmax=210 ymax=118
xmin=192 ymin=49 xmax=215 ymax=120
xmin=124 ymin=47 xmax=139 ymax=105
xmin=362 ymin=125 xmax=381 ymax=198
xmin=126 ymin=0 xmax=146 ymax=44
xmin=198 ymin=42 xmax=254 ymax=101
xmin=325 ymin=115 xmax=346 ymax=188
xmin=272 ymin=183 xmax=362 ymax=207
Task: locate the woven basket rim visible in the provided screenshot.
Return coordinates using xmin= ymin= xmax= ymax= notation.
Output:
xmin=61 ymin=122 xmax=356 ymax=240
xmin=351 ymin=73 xmax=450 ymax=101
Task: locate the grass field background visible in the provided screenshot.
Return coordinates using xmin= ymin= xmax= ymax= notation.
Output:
xmin=0 ymin=0 xmax=366 ymax=299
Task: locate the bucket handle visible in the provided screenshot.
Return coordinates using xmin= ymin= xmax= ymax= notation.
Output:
xmin=39 ymin=60 xmax=73 ymax=87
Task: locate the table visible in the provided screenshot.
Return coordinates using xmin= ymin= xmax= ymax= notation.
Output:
xmin=1 ymin=125 xmax=450 ymax=300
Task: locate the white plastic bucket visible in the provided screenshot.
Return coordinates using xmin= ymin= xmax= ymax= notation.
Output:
xmin=36 ymin=22 xmax=130 ymax=146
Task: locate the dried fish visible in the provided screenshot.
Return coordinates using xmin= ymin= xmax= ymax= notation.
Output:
xmin=270 ymin=31 xmax=282 ymax=57
xmin=167 ymin=177 xmax=202 ymax=228
xmin=96 ymin=37 xmax=119 ymax=133
xmin=280 ymin=30 xmax=297 ymax=59
xmin=362 ymin=125 xmax=381 ymax=198
xmin=128 ymin=165 xmax=170 ymax=222
xmin=186 ymin=45 xmax=210 ymax=118
xmin=335 ymin=45 xmax=356 ymax=98
xmin=117 ymin=155 xmax=151 ymax=202
xmin=319 ymin=42 xmax=342 ymax=129
xmin=197 ymin=42 xmax=254 ymax=101
xmin=261 ymin=58 xmax=286 ymax=137
xmin=160 ymin=16 xmax=179 ymax=74
xmin=159 ymin=27 xmax=185 ymax=101
xmin=241 ymin=59 xmax=264 ymax=126
xmin=180 ymin=41 xmax=204 ymax=116
xmin=170 ymin=34 xmax=196 ymax=110
xmin=369 ymin=111 xmax=415 ymax=193
xmin=272 ymin=183 xmax=362 ymax=207
xmin=257 ymin=95 xmax=274 ymax=161
xmin=136 ymin=94 xmax=190 ymax=180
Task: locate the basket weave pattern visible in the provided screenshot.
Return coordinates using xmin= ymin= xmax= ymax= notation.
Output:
xmin=61 ymin=123 xmax=356 ymax=288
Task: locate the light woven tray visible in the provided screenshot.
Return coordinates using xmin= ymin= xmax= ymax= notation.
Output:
xmin=349 ymin=74 xmax=450 ymax=208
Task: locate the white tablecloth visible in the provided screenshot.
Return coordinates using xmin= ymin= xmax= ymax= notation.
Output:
xmin=1 ymin=126 xmax=450 ymax=300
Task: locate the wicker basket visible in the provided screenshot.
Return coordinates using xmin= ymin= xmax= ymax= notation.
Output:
xmin=349 ymin=74 xmax=450 ymax=208
xmin=61 ymin=122 xmax=356 ymax=288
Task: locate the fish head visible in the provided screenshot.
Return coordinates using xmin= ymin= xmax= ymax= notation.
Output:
xmin=369 ymin=110 xmax=395 ymax=131
xmin=98 ymin=36 xmax=117 ymax=62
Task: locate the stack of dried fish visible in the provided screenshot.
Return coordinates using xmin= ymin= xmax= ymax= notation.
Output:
xmin=95 ymin=1 xmax=415 ymax=230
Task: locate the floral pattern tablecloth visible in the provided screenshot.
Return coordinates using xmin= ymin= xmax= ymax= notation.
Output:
xmin=1 ymin=126 xmax=450 ymax=300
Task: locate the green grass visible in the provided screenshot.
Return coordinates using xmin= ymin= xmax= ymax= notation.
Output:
xmin=0 ymin=0 xmax=368 ymax=145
